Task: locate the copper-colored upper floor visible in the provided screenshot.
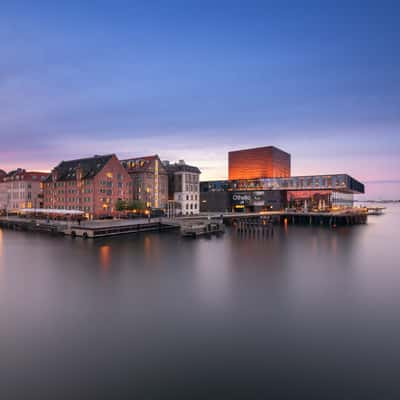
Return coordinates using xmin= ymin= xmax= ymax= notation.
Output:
xmin=228 ymin=146 xmax=291 ymax=180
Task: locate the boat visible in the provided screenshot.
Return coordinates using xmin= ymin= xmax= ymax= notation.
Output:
xmin=366 ymin=207 xmax=385 ymax=216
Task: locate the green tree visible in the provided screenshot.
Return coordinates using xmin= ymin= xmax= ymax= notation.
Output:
xmin=115 ymin=199 xmax=127 ymax=212
xmin=127 ymin=200 xmax=146 ymax=212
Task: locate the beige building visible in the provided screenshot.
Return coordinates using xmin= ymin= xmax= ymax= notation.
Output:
xmin=2 ymin=169 xmax=48 ymax=211
xmin=121 ymin=155 xmax=168 ymax=209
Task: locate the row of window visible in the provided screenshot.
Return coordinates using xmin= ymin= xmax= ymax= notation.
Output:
xmin=178 ymin=194 xmax=198 ymax=201
xmin=185 ymin=184 xmax=199 ymax=192
xmin=9 ymin=192 xmax=33 ymax=199
xmin=184 ymin=173 xmax=199 ymax=184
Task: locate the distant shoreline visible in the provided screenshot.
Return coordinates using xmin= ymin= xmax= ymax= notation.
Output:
xmin=355 ymin=200 xmax=400 ymax=203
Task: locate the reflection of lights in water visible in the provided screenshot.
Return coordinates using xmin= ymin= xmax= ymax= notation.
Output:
xmin=144 ymin=236 xmax=151 ymax=258
xmin=311 ymin=236 xmax=318 ymax=256
xmin=284 ymin=218 xmax=288 ymax=234
xmin=99 ymin=245 xmax=111 ymax=271
xmin=0 ymin=230 xmax=3 ymax=270
xmin=331 ymin=236 xmax=337 ymax=255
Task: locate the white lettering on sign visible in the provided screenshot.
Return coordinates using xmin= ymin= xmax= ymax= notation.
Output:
xmin=232 ymin=194 xmax=251 ymax=201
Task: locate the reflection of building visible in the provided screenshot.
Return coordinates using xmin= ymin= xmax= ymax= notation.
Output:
xmin=1 ymin=169 xmax=48 ymax=211
xmin=201 ymin=146 xmax=365 ymax=213
xmin=164 ymin=160 xmax=201 ymax=216
xmin=121 ymin=155 xmax=168 ymax=209
xmin=229 ymin=146 xmax=290 ymax=180
xmin=44 ymin=154 xmax=132 ymax=218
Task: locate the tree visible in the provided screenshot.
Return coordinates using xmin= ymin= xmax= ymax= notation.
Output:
xmin=115 ymin=199 xmax=127 ymax=212
xmin=127 ymin=200 xmax=146 ymax=212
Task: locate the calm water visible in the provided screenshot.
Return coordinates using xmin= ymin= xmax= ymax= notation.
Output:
xmin=1 ymin=206 xmax=400 ymax=399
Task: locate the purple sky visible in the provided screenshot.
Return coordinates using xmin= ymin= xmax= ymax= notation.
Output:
xmin=1 ymin=1 xmax=399 ymax=199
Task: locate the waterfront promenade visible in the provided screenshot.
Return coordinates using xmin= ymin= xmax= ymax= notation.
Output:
xmin=0 ymin=207 xmax=368 ymax=238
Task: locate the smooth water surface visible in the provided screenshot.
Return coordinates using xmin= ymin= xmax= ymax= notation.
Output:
xmin=1 ymin=206 xmax=400 ymax=399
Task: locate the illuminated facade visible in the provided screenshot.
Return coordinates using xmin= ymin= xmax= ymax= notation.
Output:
xmin=43 ymin=154 xmax=132 ymax=218
xmin=228 ymin=146 xmax=291 ymax=180
xmin=121 ymin=155 xmax=168 ymax=209
xmin=201 ymin=176 xmax=364 ymax=213
xmin=0 ymin=170 xmax=7 ymax=211
xmin=1 ymin=169 xmax=48 ymax=211
xmin=202 ymin=145 xmax=364 ymax=212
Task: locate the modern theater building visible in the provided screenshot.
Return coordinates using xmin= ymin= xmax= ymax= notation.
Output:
xmin=200 ymin=146 xmax=364 ymax=213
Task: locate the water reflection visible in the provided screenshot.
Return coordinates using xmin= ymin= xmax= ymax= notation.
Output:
xmin=0 ymin=229 xmax=3 ymax=276
xmin=0 ymin=206 xmax=399 ymax=398
xmin=99 ymin=245 xmax=111 ymax=272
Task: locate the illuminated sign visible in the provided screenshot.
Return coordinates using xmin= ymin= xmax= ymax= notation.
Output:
xmin=232 ymin=193 xmax=251 ymax=202
xmin=231 ymin=191 xmax=269 ymax=206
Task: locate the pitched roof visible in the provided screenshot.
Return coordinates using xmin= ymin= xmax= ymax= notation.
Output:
xmin=47 ymin=154 xmax=114 ymax=182
xmin=121 ymin=155 xmax=166 ymax=174
xmin=4 ymin=169 xmax=48 ymax=182
xmin=166 ymin=162 xmax=201 ymax=174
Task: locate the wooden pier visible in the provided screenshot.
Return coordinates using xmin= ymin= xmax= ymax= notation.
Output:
xmin=278 ymin=211 xmax=367 ymax=227
xmin=0 ymin=208 xmax=368 ymax=239
xmin=181 ymin=220 xmax=225 ymax=238
xmin=66 ymin=219 xmax=178 ymax=238
xmin=0 ymin=217 xmax=65 ymax=234
xmin=234 ymin=218 xmax=274 ymax=238
xmin=0 ymin=217 xmax=178 ymax=238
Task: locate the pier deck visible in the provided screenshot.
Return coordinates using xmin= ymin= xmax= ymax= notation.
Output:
xmin=0 ymin=208 xmax=368 ymax=238
xmin=0 ymin=216 xmax=179 ymax=238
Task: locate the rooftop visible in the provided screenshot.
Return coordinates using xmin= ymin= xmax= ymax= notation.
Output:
xmin=47 ymin=154 xmax=114 ymax=182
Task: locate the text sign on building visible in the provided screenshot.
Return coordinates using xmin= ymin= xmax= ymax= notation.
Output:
xmin=232 ymin=192 xmax=252 ymax=205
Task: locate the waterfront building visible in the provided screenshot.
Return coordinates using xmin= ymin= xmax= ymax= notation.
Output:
xmin=43 ymin=154 xmax=132 ymax=218
xmin=201 ymin=174 xmax=364 ymax=213
xmin=121 ymin=155 xmax=168 ymax=210
xmin=228 ymin=146 xmax=291 ymax=180
xmin=0 ymin=170 xmax=8 ymax=211
xmin=201 ymin=145 xmax=364 ymax=213
xmin=164 ymin=160 xmax=201 ymax=216
xmin=1 ymin=169 xmax=48 ymax=211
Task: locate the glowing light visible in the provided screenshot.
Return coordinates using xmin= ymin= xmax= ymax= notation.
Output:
xmin=99 ymin=245 xmax=111 ymax=271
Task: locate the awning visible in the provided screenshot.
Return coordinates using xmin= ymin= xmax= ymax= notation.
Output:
xmin=18 ymin=208 xmax=84 ymax=215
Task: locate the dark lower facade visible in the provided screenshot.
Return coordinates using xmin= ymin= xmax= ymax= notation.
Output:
xmin=200 ymin=174 xmax=364 ymax=213
xmin=200 ymin=189 xmax=348 ymax=213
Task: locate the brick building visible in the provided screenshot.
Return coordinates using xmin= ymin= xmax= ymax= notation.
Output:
xmin=0 ymin=170 xmax=7 ymax=211
xmin=1 ymin=169 xmax=48 ymax=211
xmin=43 ymin=154 xmax=132 ymax=218
xmin=121 ymin=155 xmax=168 ymax=209
xmin=228 ymin=146 xmax=291 ymax=180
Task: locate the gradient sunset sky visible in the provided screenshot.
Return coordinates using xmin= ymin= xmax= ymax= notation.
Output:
xmin=1 ymin=1 xmax=399 ymax=198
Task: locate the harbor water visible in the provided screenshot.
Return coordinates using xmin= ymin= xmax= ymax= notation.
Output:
xmin=0 ymin=205 xmax=399 ymax=399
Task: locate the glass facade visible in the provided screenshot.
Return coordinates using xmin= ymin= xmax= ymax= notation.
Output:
xmin=201 ymin=174 xmax=364 ymax=194
xmin=200 ymin=174 xmax=363 ymax=212
xmin=229 ymin=174 xmax=364 ymax=194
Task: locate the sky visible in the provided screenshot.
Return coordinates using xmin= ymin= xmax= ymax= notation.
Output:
xmin=1 ymin=0 xmax=399 ymax=199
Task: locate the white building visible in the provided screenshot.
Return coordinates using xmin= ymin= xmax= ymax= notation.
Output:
xmin=165 ymin=160 xmax=201 ymax=216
